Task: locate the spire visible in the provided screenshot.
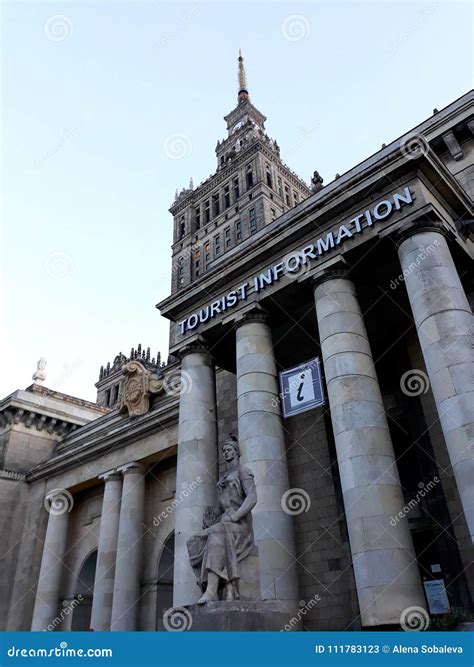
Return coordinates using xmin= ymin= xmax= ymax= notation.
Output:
xmin=237 ymin=49 xmax=249 ymax=105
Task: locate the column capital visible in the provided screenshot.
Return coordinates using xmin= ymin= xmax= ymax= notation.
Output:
xmin=173 ymin=334 xmax=213 ymax=361
xmin=311 ymin=258 xmax=350 ymax=289
xmin=118 ymin=461 xmax=147 ymax=476
xmin=234 ymin=304 xmax=268 ymax=327
xmin=395 ymin=218 xmax=448 ymax=247
xmin=98 ymin=469 xmax=122 ymax=483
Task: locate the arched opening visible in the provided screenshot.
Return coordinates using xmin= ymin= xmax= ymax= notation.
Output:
xmin=155 ymin=533 xmax=174 ymax=631
xmin=71 ymin=550 xmax=97 ymax=631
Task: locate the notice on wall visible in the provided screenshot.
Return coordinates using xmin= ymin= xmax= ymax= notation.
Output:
xmin=423 ymin=579 xmax=450 ymax=615
xmin=279 ymin=357 xmax=325 ymax=418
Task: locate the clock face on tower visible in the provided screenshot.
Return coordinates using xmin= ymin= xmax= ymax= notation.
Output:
xmin=231 ymin=121 xmax=244 ymax=134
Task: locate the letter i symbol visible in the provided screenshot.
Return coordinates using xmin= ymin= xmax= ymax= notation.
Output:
xmin=296 ymin=373 xmax=305 ymax=402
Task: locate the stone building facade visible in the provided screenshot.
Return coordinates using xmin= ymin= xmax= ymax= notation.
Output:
xmin=1 ymin=58 xmax=473 ymax=632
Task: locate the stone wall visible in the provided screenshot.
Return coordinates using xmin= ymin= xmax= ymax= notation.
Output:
xmin=284 ymin=408 xmax=360 ymax=630
xmin=0 ymin=476 xmax=29 ymax=629
xmin=440 ymin=135 xmax=474 ymax=199
xmin=6 ymin=479 xmax=49 ymax=630
xmin=406 ymin=332 xmax=474 ymax=604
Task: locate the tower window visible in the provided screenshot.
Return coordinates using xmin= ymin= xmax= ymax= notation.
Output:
xmin=284 ymin=184 xmax=291 ymax=206
xmin=293 ymin=190 xmax=299 ymax=204
xmin=179 ymin=215 xmax=185 ymax=239
xmin=214 ymin=234 xmax=221 ymax=256
xmin=195 ymin=207 xmax=201 ymax=229
xmin=235 ymin=221 xmax=242 ymax=242
xmin=271 ymin=208 xmax=276 ymax=220
xmin=249 ymin=208 xmax=257 ymax=235
xmin=266 ymin=164 xmax=273 ymax=188
xmin=246 ymin=164 xmax=254 ymax=189
xmin=178 ymin=256 xmax=185 ymax=287
xmin=224 ymin=184 xmax=230 ymax=209
xmin=194 ymin=248 xmax=201 ymax=277
xmin=233 ymin=177 xmax=240 ymax=200
xmin=212 ymin=192 xmax=220 ymax=217
xmin=204 ymin=242 xmax=210 ymax=268
xmin=225 ymin=226 xmax=231 ymax=249
xmin=277 ymin=177 xmax=283 ymax=196
xmin=204 ymin=200 xmax=210 ymax=223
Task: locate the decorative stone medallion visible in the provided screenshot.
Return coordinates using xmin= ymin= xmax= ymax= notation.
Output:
xmin=117 ymin=361 xmax=163 ymax=417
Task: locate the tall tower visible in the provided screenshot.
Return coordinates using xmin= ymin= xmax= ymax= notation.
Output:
xmin=168 ymin=52 xmax=311 ymax=298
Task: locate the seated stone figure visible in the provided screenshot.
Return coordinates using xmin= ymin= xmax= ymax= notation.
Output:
xmin=187 ymin=436 xmax=257 ymax=604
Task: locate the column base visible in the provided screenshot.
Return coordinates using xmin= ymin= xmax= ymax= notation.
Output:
xmin=184 ymin=601 xmax=299 ymax=631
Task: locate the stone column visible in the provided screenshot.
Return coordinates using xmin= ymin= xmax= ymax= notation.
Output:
xmin=110 ymin=462 xmax=146 ymax=631
xmin=173 ymin=340 xmax=218 ymax=606
xmin=313 ymin=271 xmax=425 ymax=627
xmin=235 ymin=310 xmax=298 ymax=604
xmin=31 ymin=489 xmax=71 ymax=631
xmin=90 ymin=470 xmax=122 ymax=631
xmin=397 ymin=224 xmax=474 ymax=542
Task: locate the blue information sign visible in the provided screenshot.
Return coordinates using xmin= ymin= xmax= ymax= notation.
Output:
xmin=279 ymin=357 xmax=325 ymax=418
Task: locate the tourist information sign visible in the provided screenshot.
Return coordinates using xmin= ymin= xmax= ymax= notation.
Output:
xmin=279 ymin=357 xmax=325 ymax=418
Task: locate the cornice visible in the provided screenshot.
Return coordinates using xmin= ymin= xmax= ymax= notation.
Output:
xmin=1 ymin=385 xmax=107 ymax=415
xmin=0 ymin=469 xmax=26 ymax=481
xmin=0 ymin=392 xmax=99 ymax=436
xmin=26 ymin=396 xmax=179 ymax=482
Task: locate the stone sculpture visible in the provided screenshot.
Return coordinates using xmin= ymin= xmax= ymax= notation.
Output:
xmin=117 ymin=360 xmax=163 ymax=417
xmin=187 ymin=436 xmax=257 ymax=604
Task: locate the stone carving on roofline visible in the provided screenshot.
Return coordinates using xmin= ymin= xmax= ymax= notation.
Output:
xmin=311 ymin=170 xmax=324 ymax=193
xmin=117 ymin=360 xmax=164 ymax=418
xmin=32 ymin=357 xmax=47 ymax=385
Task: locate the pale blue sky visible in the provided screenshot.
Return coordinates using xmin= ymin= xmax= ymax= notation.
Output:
xmin=2 ymin=1 xmax=472 ymax=401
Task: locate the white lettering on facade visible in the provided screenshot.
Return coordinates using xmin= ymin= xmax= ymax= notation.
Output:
xmin=177 ymin=187 xmax=414 ymax=334
xmin=316 ymin=232 xmax=335 ymax=255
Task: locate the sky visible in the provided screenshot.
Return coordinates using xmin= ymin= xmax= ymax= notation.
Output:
xmin=1 ymin=0 xmax=472 ymax=402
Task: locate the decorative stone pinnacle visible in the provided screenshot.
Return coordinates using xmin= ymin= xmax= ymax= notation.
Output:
xmin=32 ymin=358 xmax=47 ymax=385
